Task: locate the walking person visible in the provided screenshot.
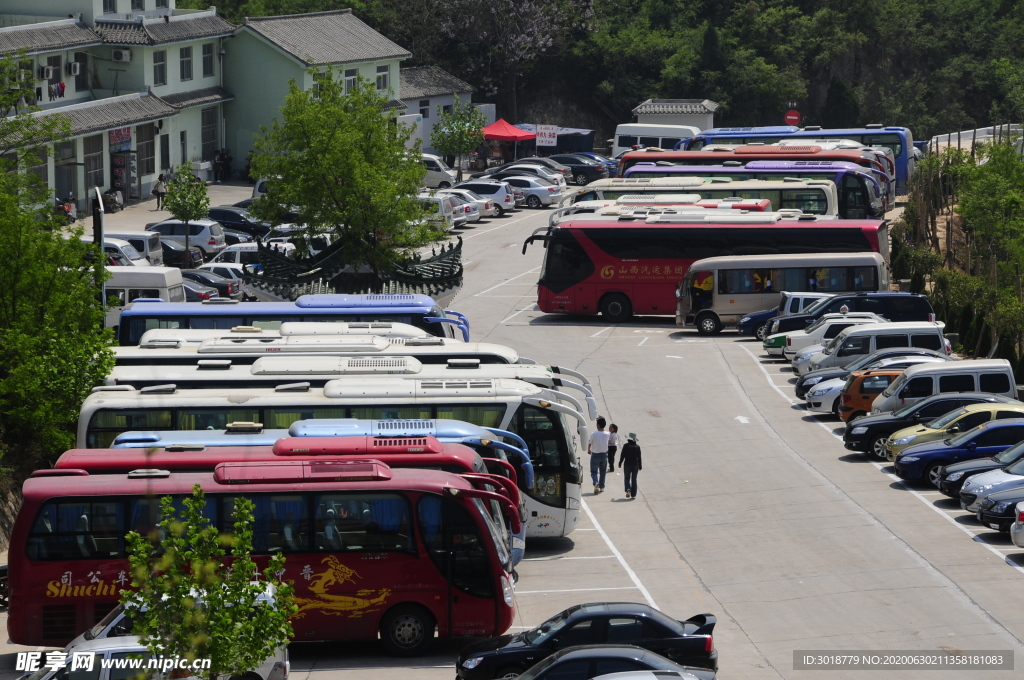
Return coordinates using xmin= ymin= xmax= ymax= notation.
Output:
xmin=213 ymin=150 xmax=223 ymax=184
xmin=607 ymin=424 xmax=619 ymax=473
xmin=619 ymin=433 xmax=642 ymax=499
xmin=221 ymin=148 xmax=234 ymax=182
xmin=152 ymin=175 xmax=168 ymax=210
xmin=587 ymin=416 xmax=610 ymax=494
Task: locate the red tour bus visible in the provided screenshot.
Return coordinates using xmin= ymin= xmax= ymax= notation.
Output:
xmin=8 ymin=461 xmax=517 ymax=654
xmin=522 ymin=212 xmax=887 ymax=322
xmin=617 ymin=146 xmax=887 ymax=178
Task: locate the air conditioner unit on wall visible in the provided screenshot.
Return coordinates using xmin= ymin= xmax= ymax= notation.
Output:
xmin=112 ymin=49 xmax=132 ymax=63
xmin=38 ymin=65 xmax=53 ymax=80
xmin=66 ymin=62 xmax=81 ymax=76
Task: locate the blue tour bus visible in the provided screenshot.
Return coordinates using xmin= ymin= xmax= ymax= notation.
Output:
xmin=622 ymin=160 xmax=887 ymax=218
xmin=116 ymin=293 xmax=469 ymax=345
xmin=679 ymin=125 xmax=915 ymax=191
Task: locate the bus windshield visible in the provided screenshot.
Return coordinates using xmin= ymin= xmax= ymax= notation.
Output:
xmin=473 ymin=497 xmax=511 ymax=570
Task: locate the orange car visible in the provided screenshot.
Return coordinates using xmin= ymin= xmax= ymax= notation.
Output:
xmin=838 ymin=369 xmax=906 ymax=423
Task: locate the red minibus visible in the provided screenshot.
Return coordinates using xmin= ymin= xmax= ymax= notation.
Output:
xmin=522 ymin=213 xmax=887 ymax=322
xmin=617 ymin=146 xmax=887 ymax=178
xmin=8 ymin=461 xmax=517 ymax=654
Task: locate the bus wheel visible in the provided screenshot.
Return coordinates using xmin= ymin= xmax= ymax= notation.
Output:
xmin=600 ymin=294 xmax=632 ymax=323
xmin=695 ymin=313 xmax=721 ymax=335
xmin=754 ymin=323 xmax=768 ymax=341
xmin=380 ymin=604 xmax=435 ymax=657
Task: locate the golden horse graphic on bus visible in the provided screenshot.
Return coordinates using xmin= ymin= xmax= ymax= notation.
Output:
xmin=292 ymin=556 xmax=391 ymax=619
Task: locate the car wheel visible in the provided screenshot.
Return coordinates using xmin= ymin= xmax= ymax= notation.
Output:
xmin=754 ymin=322 xmax=768 ymax=341
xmin=600 ymin=293 xmax=632 ymax=323
xmin=695 ymin=312 xmax=721 ymax=335
xmin=832 ymin=399 xmax=842 ymax=419
xmin=495 ymin=667 xmax=523 ymax=680
xmin=438 ymin=182 xmax=451 ymax=189
xmin=574 ymin=173 xmax=589 ymax=186
xmin=379 ymin=605 xmax=435 ymax=657
xmin=869 ymin=435 xmax=889 ymax=459
xmin=925 ymin=462 xmax=945 ymax=487
xmin=495 ymin=205 xmax=506 ymax=217
xmin=526 ymin=195 xmax=542 ymax=209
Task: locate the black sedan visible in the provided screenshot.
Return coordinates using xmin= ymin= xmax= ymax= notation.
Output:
xmin=796 ymin=348 xmax=947 ymax=399
xmin=207 ymin=206 xmax=272 ymax=238
xmin=455 ymin=603 xmax=716 ymax=680
xmin=182 ymin=278 xmax=219 ymax=301
xmin=977 ymin=486 xmax=1024 ymax=532
xmin=548 ymin=154 xmax=611 ymax=185
xmin=160 ymin=238 xmax=203 ymax=268
xmin=180 ymin=269 xmax=243 ymax=300
xmin=222 ymin=228 xmax=254 ymax=246
xmin=937 ymin=440 xmax=1024 ymax=497
xmin=843 ymin=392 xmax=1018 ymax=459
xmin=502 ymin=645 xmax=715 ymax=680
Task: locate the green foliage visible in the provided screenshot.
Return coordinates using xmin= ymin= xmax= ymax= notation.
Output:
xmin=124 ymin=486 xmax=295 ymax=680
xmin=249 ymin=71 xmax=443 ymax=274
xmin=0 ymin=52 xmax=113 ymax=482
xmin=430 ymin=95 xmax=487 ymax=182
xmin=820 ymin=76 xmax=861 ymax=128
xmin=162 ymin=166 xmax=211 ymax=266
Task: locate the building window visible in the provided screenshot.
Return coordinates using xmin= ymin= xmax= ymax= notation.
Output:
xmin=156 ymin=0 xmax=168 ymax=7
xmin=180 ymin=130 xmax=187 ymax=164
xmin=376 ymin=65 xmax=389 ymax=91
xmin=201 ymin=107 xmax=218 ymax=162
xmin=74 ymin=52 xmax=89 ymax=92
xmin=84 ymin=135 xmax=104 ymax=189
xmin=153 ymin=50 xmax=166 ymax=86
xmin=179 ymin=47 xmax=193 ymax=82
xmin=45 ymin=56 xmax=61 ymax=86
xmin=160 ymin=133 xmax=170 ymax=170
xmin=131 ymin=0 xmax=143 ymax=10
xmin=137 ymin=124 xmax=156 ymax=176
xmin=419 ymin=100 xmax=430 ymax=119
xmin=344 ymin=68 xmax=357 ymax=94
xmin=103 ymin=0 xmax=116 ymax=13
xmin=442 ymin=104 xmax=453 ymax=115
xmin=202 ymin=43 xmax=215 ymax=78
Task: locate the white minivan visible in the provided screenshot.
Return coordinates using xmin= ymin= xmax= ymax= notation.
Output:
xmin=422 ymin=153 xmax=457 ymax=188
xmin=105 ymin=266 xmax=185 ymax=328
xmin=806 ymin=321 xmax=950 ymax=372
xmin=872 ymin=359 xmax=1018 ymax=413
xmin=612 ymin=123 xmax=701 ymax=156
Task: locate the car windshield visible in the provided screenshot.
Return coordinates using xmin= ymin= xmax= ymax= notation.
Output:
xmin=805 ymin=316 xmax=831 ymax=333
xmin=120 ymin=243 xmax=144 ymax=260
xmin=1003 ymin=455 xmax=1024 ymax=475
xmin=435 ymin=158 xmax=450 ymax=171
xmin=85 ymin=603 xmax=124 ymax=640
xmin=801 ymin=296 xmax=836 ymax=316
xmin=926 ymin=408 xmax=968 ymax=429
xmin=821 ymin=332 xmax=848 ymax=355
xmin=881 ymin=372 xmax=907 ymax=397
xmin=949 ymin=425 xmax=986 ymax=447
xmin=523 ymin=608 xmax=575 ymax=644
xmin=993 ymin=441 xmax=1024 ymax=464
xmin=464 ymin=191 xmax=484 ymax=201
xmin=893 ymin=400 xmax=930 ymax=418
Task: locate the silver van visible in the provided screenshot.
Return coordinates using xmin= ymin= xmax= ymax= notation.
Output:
xmin=807 ymin=321 xmax=950 ymax=371
xmin=872 ymin=359 xmax=1018 ymax=413
xmin=107 ymin=231 xmax=163 ymax=266
xmin=779 ymin=292 xmax=833 ymax=317
xmin=81 ymin=236 xmax=151 ymax=267
xmin=422 ymin=153 xmax=457 ymax=188
xmin=104 ymin=266 xmax=185 ymax=328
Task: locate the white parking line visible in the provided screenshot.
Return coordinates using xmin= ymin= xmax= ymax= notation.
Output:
xmin=473 ymin=267 xmax=540 ymax=297
xmin=739 ymin=344 xmax=1024 ymax=575
xmin=522 ymin=555 xmax=617 ymax=561
xmin=461 ymin=211 xmax=542 ymax=239
xmin=516 ymin=586 xmax=640 ymax=595
xmin=580 ymin=499 xmax=659 ymax=608
xmin=500 ymin=306 xmax=537 ymax=324
xmin=590 ymin=327 xmax=613 ymax=338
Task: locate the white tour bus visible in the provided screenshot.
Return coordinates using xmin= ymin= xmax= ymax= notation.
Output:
xmin=612 ymin=123 xmax=702 ymax=157
xmin=114 ymin=334 xmax=522 ymax=367
xmin=133 ymin=320 xmax=436 ymax=345
xmin=105 ymin=266 xmax=185 ymax=328
xmin=568 ymin=177 xmax=840 ymax=217
xmin=78 ymin=378 xmax=589 ymax=538
xmin=676 ymin=252 xmax=889 ymax=334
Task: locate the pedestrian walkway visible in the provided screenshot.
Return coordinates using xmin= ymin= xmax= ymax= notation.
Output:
xmin=87 ymin=181 xmax=255 ymax=234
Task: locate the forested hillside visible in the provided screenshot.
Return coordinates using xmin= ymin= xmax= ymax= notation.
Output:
xmin=194 ymin=0 xmax=1024 ymax=138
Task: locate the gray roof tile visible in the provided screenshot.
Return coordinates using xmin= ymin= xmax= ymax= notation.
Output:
xmin=242 ymin=9 xmax=410 ymax=66
xmin=94 ymin=12 xmax=235 ymax=46
xmin=161 ymin=86 xmax=234 ymax=109
xmin=632 ymin=99 xmax=720 ymax=115
xmin=34 ymin=93 xmax=178 ymax=139
xmin=399 ymin=66 xmax=474 ymax=100
xmin=0 ymin=19 xmax=102 ymax=56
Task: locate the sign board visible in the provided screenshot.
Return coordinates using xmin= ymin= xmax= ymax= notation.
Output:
xmin=784 ymin=110 xmax=801 ymax=126
xmin=109 ymin=127 xmax=132 ymax=153
xmin=536 ymin=125 xmax=558 ymax=147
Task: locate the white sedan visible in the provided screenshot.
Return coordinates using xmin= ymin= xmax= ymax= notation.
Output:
xmin=805 ymin=377 xmax=847 ymax=418
xmin=1011 ymin=502 xmax=1024 ymax=548
xmin=440 ymin=188 xmax=497 ymax=218
xmin=791 ymin=344 xmax=824 ymax=376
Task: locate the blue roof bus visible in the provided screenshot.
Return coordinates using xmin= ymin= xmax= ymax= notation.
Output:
xmin=622 ymin=160 xmax=887 ymax=218
xmin=116 ymin=293 xmax=469 ymax=346
xmin=680 ymin=125 xmax=915 ymax=191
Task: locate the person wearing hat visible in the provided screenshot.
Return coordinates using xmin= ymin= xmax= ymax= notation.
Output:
xmin=618 ymin=433 xmax=642 ymax=499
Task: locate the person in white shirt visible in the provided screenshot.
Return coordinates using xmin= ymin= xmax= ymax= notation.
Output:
xmin=607 ymin=423 xmax=619 ymax=473
xmin=587 ymin=416 xmax=610 ymax=494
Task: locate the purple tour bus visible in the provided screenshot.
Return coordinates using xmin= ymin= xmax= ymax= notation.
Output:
xmin=621 ymin=160 xmax=888 ymax=219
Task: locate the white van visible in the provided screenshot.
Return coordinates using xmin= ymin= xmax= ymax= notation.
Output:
xmin=213 ymin=242 xmax=294 ymax=271
xmin=82 ymin=236 xmax=151 ymax=267
xmin=612 ymin=123 xmax=701 ymax=157
xmin=106 ymin=232 xmax=164 ymax=266
xmin=105 ymin=266 xmax=185 ymax=328
xmin=872 ymin=359 xmax=1018 ymax=413
xmin=779 ymin=312 xmax=888 ymax=361
xmin=418 ymin=193 xmax=456 ymax=229
xmin=807 ymin=322 xmax=950 ymax=371
xmin=422 ymin=153 xmax=457 ymax=188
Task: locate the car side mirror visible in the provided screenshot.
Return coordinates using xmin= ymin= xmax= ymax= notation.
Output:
xmin=947 ymin=425 xmax=960 ymax=434
xmin=966 ymin=441 xmax=977 ymax=450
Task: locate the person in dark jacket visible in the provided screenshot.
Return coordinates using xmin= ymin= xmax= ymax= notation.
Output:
xmin=618 ymin=433 xmax=642 ymax=499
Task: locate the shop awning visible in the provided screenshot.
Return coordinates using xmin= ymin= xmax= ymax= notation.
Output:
xmin=483 ymin=119 xmax=536 ymax=141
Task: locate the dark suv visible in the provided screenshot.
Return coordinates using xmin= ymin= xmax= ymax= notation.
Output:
xmin=767 ymin=292 xmax=935 ymax=337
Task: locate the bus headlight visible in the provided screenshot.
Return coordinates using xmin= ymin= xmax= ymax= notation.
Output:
xmin=568 ymin=497 xmax=580 ymax=510
xmin=462 ymin=657 xmax=484 ymax=670
xmin=500 ymin=576 xmax=514 ymax=606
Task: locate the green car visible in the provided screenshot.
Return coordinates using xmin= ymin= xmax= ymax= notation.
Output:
xmin=763 ymin=332 xmax=788 ymax=357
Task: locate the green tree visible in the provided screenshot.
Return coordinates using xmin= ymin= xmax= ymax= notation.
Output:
xmin=698 ymin=23 xmax=727 ymax=74
xmin=430 ymin=95 xmax=487 ymax=182
xmin=0 ymin=52 xmax=113 ymax=481
xmin=819 ymin=75 xmax=861 ymax=128
xmin=249 ymin=71 xmax=443 ymax=275
xmin=162 ymin=165 xmax=211 ymax=267
xmin=124 ymin=486 xmax=295 ymax=680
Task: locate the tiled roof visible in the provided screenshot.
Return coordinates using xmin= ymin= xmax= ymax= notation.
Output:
xmin=399 ymin=66 xmax=474 ymax=100
xmin=242 ymin=9 xmax=411 ymax=66
xmin=33 ymin=93 xmax=177 ymax=139
xmin=0 ymin=19 xmax=102 ymax=56
xmin=161 ymin=86 xmax=234 ymax=109
xmin=94 ymin=12 xmax=235 ymax=46
xmin=632 ymin=99 xmax=720 ymax=115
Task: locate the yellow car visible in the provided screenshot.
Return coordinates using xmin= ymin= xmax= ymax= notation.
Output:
xmin=886 ymin=403 xmax=1024 ymax=461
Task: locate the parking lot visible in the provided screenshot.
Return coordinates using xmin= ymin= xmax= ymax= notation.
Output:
xmin=4 ymin=189 xmax=1024 ymax=679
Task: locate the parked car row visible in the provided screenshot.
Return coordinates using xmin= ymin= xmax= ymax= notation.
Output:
xmin=758 ymin=290 xmax=1024 ymax=550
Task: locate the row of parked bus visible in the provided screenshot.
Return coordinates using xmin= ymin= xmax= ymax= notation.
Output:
xmin=7 ymin=295 xmax=601 ymax=663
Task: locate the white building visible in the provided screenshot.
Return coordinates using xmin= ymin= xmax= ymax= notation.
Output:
xmin=632 ymin=99 xmax=719 ymax=131
xmin=399 ymin=65 xmax=475 ymax=155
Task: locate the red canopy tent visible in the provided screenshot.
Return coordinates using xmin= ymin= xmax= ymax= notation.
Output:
xmin=483 ymin=119 xmax=536 ymax=161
